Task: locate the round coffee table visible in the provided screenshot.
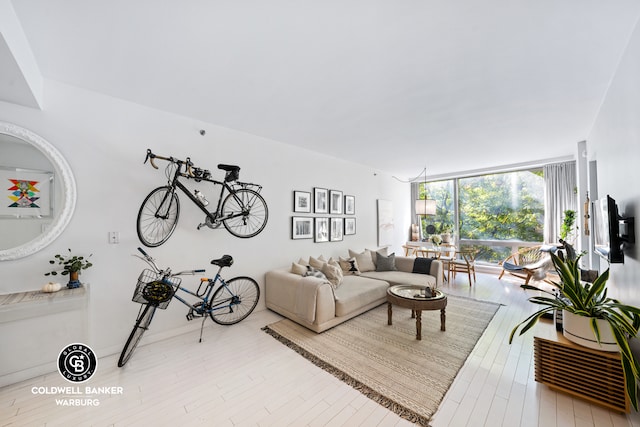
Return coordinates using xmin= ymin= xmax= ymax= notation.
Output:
xmin=386 ymin=285 xmax=447 ymax=340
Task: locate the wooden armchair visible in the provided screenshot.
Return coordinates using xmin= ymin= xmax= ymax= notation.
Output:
xmin=498 ymin=245 xmax=553 ymax=285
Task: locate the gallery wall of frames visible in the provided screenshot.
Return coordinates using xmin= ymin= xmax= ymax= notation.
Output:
xmin=291 ymin=188 xmax=356 ymax=242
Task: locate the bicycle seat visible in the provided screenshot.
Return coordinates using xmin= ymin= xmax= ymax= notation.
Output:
xmin=217 ymin=164 xmax=239 ymax=173
xmin=218 ymin=164 xmax=240 ymax=182
xmin=211 ymin=255 xmax=234 ymax=267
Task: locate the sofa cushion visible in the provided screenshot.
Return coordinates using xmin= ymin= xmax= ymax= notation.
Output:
xmin=290 ymin=262 xmax=307 ymax=276
xmin=349 ymin=249 xmax=376 ymax=272
xmin=339 ymin=256 xmax=361 ymax=275
xmin=334 ymin=275 xmax=389 ymax=317
xmin=361 ymin=270 xmax=437 ymax=288
xmin=321 ymin=262 xmax=343 ymax=289
xmin=309 ymin=255 xmax=326 ymax=270
xmin=367 ymin=247 xmax=388 ymax=267
xmin=376 ymin=252 xmax=397 ymax=271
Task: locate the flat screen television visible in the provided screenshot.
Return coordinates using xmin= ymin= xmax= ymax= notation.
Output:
xmin=593 ymin=195 xmax=635 ymax=263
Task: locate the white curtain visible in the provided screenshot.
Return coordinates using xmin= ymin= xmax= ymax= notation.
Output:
xmin=544 ymin=161 xmax=577 ymax=243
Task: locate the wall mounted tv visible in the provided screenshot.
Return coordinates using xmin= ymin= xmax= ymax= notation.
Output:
xmin=592 ymin=195 xmax=635 ymax=263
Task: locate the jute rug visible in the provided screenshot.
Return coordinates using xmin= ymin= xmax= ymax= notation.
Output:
xmin=262 ymin=295 xmax=501 ymax=426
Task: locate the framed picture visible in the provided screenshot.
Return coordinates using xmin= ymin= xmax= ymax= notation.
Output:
xmin=314 ymin=188 xmax=328 ymax=214
xmin=291 ymin=216 xmax=313 ymax=239
xmin=345 ymin=217 xmax=356 ymax=235
xmin=314 ymin=217 xmax=329 ymax=242
xmin=293 ymin=191 xmax=311 ymax=213
xmin=330 ymin=217 xmax=344 ymax=241
xmin=0 ymin=168 xmax=53 ymax=217
xmin=344 ymin=195 xmax=355 ymax=215
xmin=377 ymin=199 xmax=394 ymax=246
xmin=330 ymin=190 xmax=343 ymax=214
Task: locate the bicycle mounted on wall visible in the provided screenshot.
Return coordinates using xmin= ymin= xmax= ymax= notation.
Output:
xmin=137 ymin=149 xmax=268 ymax=247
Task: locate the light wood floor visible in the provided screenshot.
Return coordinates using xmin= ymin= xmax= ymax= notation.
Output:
xmin=2 ymin=272 xmax=640 ymax=427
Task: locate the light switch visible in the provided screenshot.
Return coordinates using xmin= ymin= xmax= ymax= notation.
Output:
xmin=108 ymin=231 xmax=120 ymax=244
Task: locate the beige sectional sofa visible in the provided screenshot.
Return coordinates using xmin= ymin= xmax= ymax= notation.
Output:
xmin=265 ymin=250 xmax=443 ymax=333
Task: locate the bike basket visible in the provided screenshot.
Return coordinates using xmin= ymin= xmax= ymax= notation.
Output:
xmin=132 ymin=269 xmax=181 ymax=309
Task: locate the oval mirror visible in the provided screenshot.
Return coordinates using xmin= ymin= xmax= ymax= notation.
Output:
xmin=0 ymin=122 xmax=76 ymax=261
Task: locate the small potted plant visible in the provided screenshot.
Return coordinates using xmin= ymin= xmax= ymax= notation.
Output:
xmin=430 ymin=234 xmax=442 ymax=246
xmin=440 ymin=225 xmax=453 ymax=243
xmin=45 ymin=249 xmax=93 ymax=289
xmin=509 ymin=251 xmax=640 ymax=409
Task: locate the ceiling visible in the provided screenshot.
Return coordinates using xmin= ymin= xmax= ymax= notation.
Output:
xmin=4 ymin=1 xmax=640 ymax=178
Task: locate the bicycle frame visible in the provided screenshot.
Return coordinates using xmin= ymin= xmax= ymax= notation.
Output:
xmin=171 ymin=269 xmax=235 ymax=317
xmin=158 ymin=161 xmax=260 ymax=224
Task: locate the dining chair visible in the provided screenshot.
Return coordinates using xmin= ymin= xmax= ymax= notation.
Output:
xmin=439 ymin=244 xmax=456 ymax=282
xmin=450 ymin=249 xmax=478 ymax=286
xmin=402 ymin=245 xmax=416 ymax=257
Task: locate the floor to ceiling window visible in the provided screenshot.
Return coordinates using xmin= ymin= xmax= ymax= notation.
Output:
xmin=419 ymin=169 xmax=544 ymax=264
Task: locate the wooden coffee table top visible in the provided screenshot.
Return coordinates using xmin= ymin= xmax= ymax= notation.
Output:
xmin=386 ymin=285 xmax=447 ymax=311
xmin=386 ymin=285 xmax=448 ymax=340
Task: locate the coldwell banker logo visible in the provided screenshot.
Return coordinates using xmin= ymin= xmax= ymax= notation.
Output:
xmin=57 ymin=343 xmax=97 ymax=383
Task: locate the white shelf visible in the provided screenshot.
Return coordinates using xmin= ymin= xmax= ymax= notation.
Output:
xmin=0 ymin=285 xmax=88 ymax=323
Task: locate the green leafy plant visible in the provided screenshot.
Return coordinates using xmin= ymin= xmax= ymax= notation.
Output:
xmin=440 ymin=224 xmax=453 ymax=234
xmin=45 ymin=249 xmax=93 ymax=277
xmin=509 ymin=252 xmax=640 ymax=409
xmin=559 ymin=209 xmax=577 ymax=241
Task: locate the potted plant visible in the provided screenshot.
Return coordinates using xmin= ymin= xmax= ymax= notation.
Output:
xmin=430 ymin=234 xmax=442 ymax=246
xmin=509 ymin=251 xmax=640 ymax=409
xmin=45 ymin=249 xmax=93 ymax=289
xmin=440 ymin=225 xmax=453 ymax=243
xmin=559 ymin=209 xmax=577 ymax=243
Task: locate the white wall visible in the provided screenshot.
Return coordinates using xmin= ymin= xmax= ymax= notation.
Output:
xmin=0 ymin=80 xmax=410 ymax=380
xmin=587 ymin=18 xmax=640 ymax=306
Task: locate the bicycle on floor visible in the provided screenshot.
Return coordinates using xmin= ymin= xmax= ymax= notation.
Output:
xmin=118 ymin=247 xmax=260 ymax=367
xmin=137 ymin=149 xmax=268 ymax=247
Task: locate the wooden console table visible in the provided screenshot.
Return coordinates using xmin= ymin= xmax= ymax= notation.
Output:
xmin=533 ymin=320 xmax=629 ymax=413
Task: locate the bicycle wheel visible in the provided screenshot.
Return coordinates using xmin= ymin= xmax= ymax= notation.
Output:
xmin=118 ymin=304 xmax=157 ymax=367
xmin=221 ymin=189 xmax=268 ymax=238
xmin=137 ymin=186 xmax=180 ymax=247
xmin=209 ymin=276 xmax=260 ymax=325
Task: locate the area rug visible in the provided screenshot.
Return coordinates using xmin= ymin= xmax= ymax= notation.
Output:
xmin=262 ymin=295 xmax=501 ymax=426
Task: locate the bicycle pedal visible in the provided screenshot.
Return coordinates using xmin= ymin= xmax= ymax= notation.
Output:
xmin=186 ymin=312 xmax=194 ymax=321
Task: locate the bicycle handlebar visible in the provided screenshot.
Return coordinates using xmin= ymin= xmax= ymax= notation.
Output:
xmin=136 ymin=247 xmax=205 ymax=277
xmin=144 ymin=149 xmax=194 ymax=176
xmin=174 ymin=269 xmax=206 ymax=275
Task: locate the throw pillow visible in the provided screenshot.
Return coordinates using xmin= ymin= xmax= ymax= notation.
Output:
xmin=290 ymin=262 xmax=307 ymax=276
xmin=298 ymin=258 xmax=309 ymax=266
xmin=339 ymin=256 xmax=361 ymax=275
xmin=348 ymin=249 xmax=376 ymax=272
xmin=309 ymin=255 xmax=326 ymax=270
xmin=304 ymin=266 xmax=328 ymax=280
xmin=376 ymin=252 xmax=397 ymax=272
xmin=321 ymin=262 xmax=343 ymax=289
xmin=367 ymin=247 xmax=388 ymax=267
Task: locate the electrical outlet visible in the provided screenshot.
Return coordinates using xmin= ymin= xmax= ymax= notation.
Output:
xmin=108 ymin=231 xmax=120 ymax=244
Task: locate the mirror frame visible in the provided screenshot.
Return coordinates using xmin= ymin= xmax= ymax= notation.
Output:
xmin=0 ymin=122 xmax=77 ymax=261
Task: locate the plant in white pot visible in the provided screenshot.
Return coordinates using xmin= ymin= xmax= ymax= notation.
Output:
xmin=509 ymin=251 xmax=640 ymax=409
xmin=440 ymin=225 xmax=453 ymax=244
